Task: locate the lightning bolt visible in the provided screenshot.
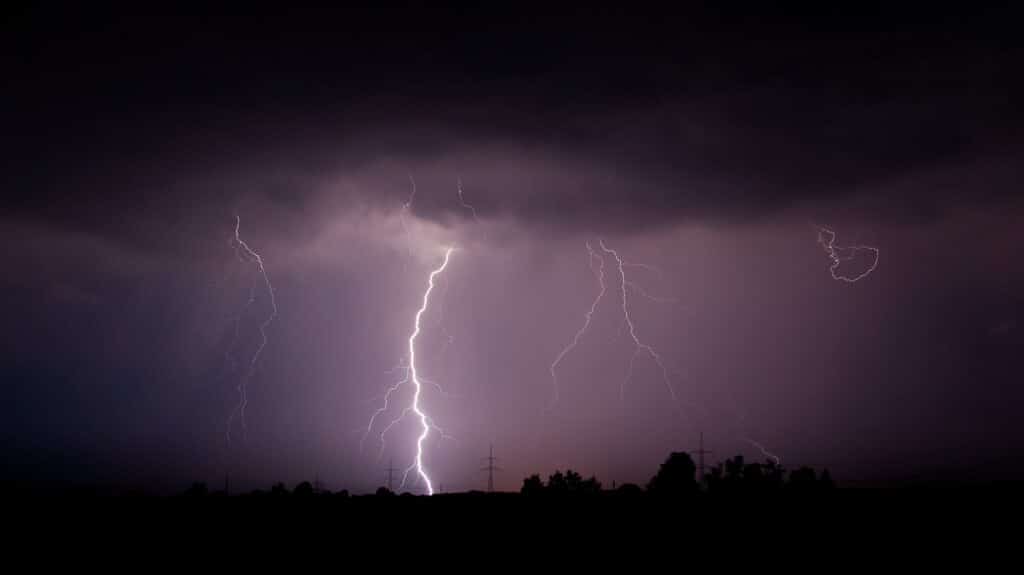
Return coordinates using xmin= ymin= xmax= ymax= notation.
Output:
xmin=548 ymin=239 xmax=679 ymax=409
xmin=742 ymin=437 xmax=781 ymax=466
xmin=400 ymin=246 xmax=454 ymax=495
xmin=360 ymin=357 xmax=457 ymax=462
xmin=360 ymin=358 xmax=412 ymax=457
xmin=622 ymin=261 xmax=664 ymax=279
xmin=226 ymin=215 xmax=278 ymax=442
xmin=816 ymin=225 xmax=880 ymax=283
xmin=599 ymin=240 xmax=677 ymax=404
xmin=549 ymin=240 xmax=779 ymax=462
xmin=624 ymin=280 xmax=684 ymax=308
xmin=548 ymin=242 xmax=607 ymax=410
xmin=363 ymin=247 xmax=455 ymax=495
xmin=456 ymin=177 xmax=481 ymax=224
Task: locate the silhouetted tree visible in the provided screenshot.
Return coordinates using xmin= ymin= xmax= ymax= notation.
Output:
xmin=615 ymin=483 xmax=643 ymax=497
xmin=761 ymin=460 xmax=786 ymax=488
xmin=725 ymin=455 xmax=745 ymax=481
xmin=647 ymin=452 xmax=698 ymax=495
xmin=547 ymin=470 xmax=568 ymax=494
xmin=294 ymin=481 xmax=314 ymax=497
xmin=375 ymin=486 xmax=394 ymax=497
xmin=270 ymin=482 xmax=289 ymax=496
xmin=521 ymin=474 xmax=545 ymax=496
xmin=564 ymin=470 xmax=583 ymax=492
xmin=738 ymin=461 xmax=785 ymax=491
xmin=522 ymin=470 xmax=602 ymax=496
xmin=786 ymin=466 xmax=836 ymax=491
xmin=580 ymin=475 xmax=602 ymax=495
xmin=336 ymin=489 xmax=350 ymax=498
xmin=707 ymin=456 xmax=788 ymax=493
xmin=788 ymin=466 xmax=817 ymax=488
xmin=185 ymin=482 xmax=208 ymax=497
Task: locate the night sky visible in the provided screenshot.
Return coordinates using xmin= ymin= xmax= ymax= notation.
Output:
xmin=3 ymin=4 xmax=1023 ymax=494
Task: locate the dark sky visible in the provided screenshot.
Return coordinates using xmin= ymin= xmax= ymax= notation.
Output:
xmin=3 ymin=4 xmax=1023 ymax=493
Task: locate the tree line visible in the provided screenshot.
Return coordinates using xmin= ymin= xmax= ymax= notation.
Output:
xmin=521 ymin=452 xmax=834 ymax=497
xmin=182 ymin=451 xmax=833 ymax=497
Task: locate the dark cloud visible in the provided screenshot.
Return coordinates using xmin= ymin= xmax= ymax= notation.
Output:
xmin=4 ymin=4 xmax=1023 ymax=252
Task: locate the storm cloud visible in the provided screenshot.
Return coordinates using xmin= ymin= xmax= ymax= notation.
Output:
xmin=3 ymin=5 xmax=1023 ymax=492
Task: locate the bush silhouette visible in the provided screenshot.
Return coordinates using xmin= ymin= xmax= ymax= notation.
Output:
xmin=647 ymin=452 xmax=698 ymax=495
xmin=185 ymin=482 xmax=208 ymax=497
xmin=521 ymin=474 xmax=544 ymax=496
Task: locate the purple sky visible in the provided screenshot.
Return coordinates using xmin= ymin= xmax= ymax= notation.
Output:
xmin=3 ymin=5 xmax=1023 ymax=492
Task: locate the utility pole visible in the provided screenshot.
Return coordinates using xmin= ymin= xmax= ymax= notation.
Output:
xmin=385 ymin=458 xmax=399 ymax=492
xmin=480 ymin=444 xmax=501 ymax=492
xmin=695 ymin=432 xmax=713 ymax=484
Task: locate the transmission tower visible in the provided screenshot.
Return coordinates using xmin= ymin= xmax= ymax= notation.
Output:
xmin=480 ymin=444 xmax=502 ymax=492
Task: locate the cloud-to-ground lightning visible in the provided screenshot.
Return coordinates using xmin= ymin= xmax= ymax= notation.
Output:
xmin=362 ymin=247 xmax=455 ymax=495
xmin=816 ymin=225 xmax=880 ymax=283
xmin=548 ymin=242 xmax=607 ymax=410
xmin=549 ymin=240 xmax=779 ymax=463
xmin=548 ymin=240 xmax=679 ymax=408
xmin=226 ymin=215 xmax=278 ymax=442
xmin=599 ymin=240 xmax=677 ymax=403
xmin=360 ymin=357 xmax=457 ymax=462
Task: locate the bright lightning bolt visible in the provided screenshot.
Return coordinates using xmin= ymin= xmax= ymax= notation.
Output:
xmin=363 ymin=247 xmax=455 ymax=495
xmin=401 ymin=246 xmax=454 ymax=495
xmin=816 ymin=225 xmax=880 ymax=283
xmin=548 ymin=242 xmax=607 ymax=410
xmin=599 ymin=240 xmax=677 ymax=404
xmin=226 ymin=215 xmax=278 ymax=442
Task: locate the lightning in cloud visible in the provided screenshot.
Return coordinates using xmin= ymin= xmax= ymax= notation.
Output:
xmin=363 ymin=247 xmax=455 ymax=495
xmin=399 ymin=175 xmax=417 ymax=264
xmin=816 ymin=225 xmax=880 ymax=283
xmin=600 ymin=240 xmax=677 ymax=404
xmin=548 ymin=240 xmax=679 ymax=409
xmin=456 ymin=177 xmax=481 ymax=224
xmin=226 ymin=215 xmax=278 ymax=442
xmin=548 ymin=240 xmax=781 ymax=462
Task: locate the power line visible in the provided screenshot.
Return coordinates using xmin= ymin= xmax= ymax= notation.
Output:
xmin=385 ymin=458 xmax=399 ymax=492
xmin=480 ymin=444 xmax=502 ymax=492
xmin=694 ymin=432 xmax=713 ymax=484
